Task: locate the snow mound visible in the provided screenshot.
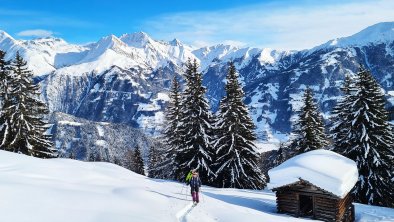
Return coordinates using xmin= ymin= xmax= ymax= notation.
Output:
xmin=268 ymin=150 xmax=358 ymax=198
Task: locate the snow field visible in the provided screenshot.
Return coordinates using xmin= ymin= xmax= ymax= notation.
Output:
xmin=0 ymin=150 xmax=393 ymax=222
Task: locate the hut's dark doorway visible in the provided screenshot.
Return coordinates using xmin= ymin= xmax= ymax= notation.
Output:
xmin=299 ymin=195 xmax=313 ymax=217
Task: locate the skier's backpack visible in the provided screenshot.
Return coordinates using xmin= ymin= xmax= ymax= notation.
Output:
xmin=185 ymin=171 xmax=193 ymax=184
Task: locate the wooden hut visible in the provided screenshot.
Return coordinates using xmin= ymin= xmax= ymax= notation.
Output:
xmin=268 ymin=150 xmax=358 ymax=222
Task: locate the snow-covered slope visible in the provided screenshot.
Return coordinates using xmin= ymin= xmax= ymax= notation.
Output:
xmin=0 ymin=150 xmax=393 ymax=222
xmin=193 ymin=44 xmax=289 ymax=71
xmin=120 ymin=32 xmax=196 ymax=68
xmin=315 ymin=22 xmax=394 ymax=50
xmin=0 ymin=31 xmax=87 ymax=75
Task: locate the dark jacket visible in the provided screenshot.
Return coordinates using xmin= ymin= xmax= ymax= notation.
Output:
xmin=189 ymin=176 xmax=202 ymax=192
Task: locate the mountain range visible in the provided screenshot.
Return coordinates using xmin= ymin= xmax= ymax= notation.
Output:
xmin=1 ymin=22 xmax=394 ymax=156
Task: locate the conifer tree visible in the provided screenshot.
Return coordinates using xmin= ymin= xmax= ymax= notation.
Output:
xmin=133 ymin=145 xmax=145 ymax=175
xmin=147 ymin=146 xmax=161 ymax=178
xmin=272 ymin=143 xmax=287 ymax=166
xmin=120 ymin=150 xmax=132 ymax=168
xmin=68 ymin=151 xmax=76 ymax=160
xmin=175 ymin=59 xmax=215 ymax=183
xmin=0 ymin=50 xmax=10 ymax=104
xmin=213 ymin=62 xmax=266 ymax=189
xmin=290 ymin=87 xmax=329 ymax=155
xmin=95 ymin=153 xmax=102 ymax=162
xmin=114 ymin=157 xmax=121 ymax=166
xmin=331 ymin=67 xmax=394 ymax=207
xmin=330 ymin=74 xmax=355 ymax=154
xmin=1 ymin=52 xmax=55 ymax=158
xmin=0 ymin=50 xmax=12 ymax=150
xmin=161 ymin=76 xmax=182 ymax=179
xmin=88 ymin=152 xmax=95 ymax=161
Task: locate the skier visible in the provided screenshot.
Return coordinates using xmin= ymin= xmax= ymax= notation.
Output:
xmin=189 ymin=171 xmax=202 ymax=205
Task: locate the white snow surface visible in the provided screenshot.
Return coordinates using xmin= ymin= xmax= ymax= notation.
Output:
xmin=58 ymin=120 xmax=84 ymax=126
xmin=0 ymin=150 xmax=393 ymax=222
xmin=268 ymin=150 xmax=358 ymax=198
xmin=312 ymin=22 xmax=394 ymax=52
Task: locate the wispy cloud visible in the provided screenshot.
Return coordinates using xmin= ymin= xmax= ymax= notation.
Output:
xmin=143 ymin=0 xmax=394 ymax=50
xmin=17 ymin=29 xmax=54 ymax=38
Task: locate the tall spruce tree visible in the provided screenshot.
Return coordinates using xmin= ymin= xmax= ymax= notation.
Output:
xmin=123 ymin=149 xmax=134 ymax=170
xmin=161 ymin=76 xmax=182 ymax=179
xmin=133 ymin=145 xmax=145 ymax=175
xmin=330 ymin=74 xmax=355 ymax=153
xmin=1 ymin=52 xmax=55 ymax=158
xmin=0 ymin=50 xmax=10 ymax=104
xmin=290 ymin=87 xmax=329 ymax=155
xmin=331 ymin=67 xmax=394 ymax=207
xmin=147 ymin=146 xmax=160 ymax=178
xmin=175 ymin=59 xmax=215 ymax=183
xmin=0 ymin=50 xmax=12 ymax=150
xmin=213 ymin=62 xmax=266 ymax=189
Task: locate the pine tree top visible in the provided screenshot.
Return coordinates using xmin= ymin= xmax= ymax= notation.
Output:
xmin=291 ymin=87 xmax=329 ymax=154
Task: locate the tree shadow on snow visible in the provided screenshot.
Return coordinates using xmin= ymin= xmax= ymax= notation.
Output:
xmin=148 ymin=190 xmax=189 ymax=201
xmin=146 ymin=178 xmax=177 ymax=183
xmin=202 ymin=191 xmax=277 ymax=213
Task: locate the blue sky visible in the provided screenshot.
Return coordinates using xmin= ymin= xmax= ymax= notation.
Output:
xmin=1 ymin=0 xmax=394 ymax=49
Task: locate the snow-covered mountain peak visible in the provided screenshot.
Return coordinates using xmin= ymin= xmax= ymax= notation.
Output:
xmin=95 ymin=34 xmax=128 ymax=49
xmin=340 ymin=22 xmax=394 ymax=45
xmin=258 ymin=48 xmax=285 ymax=64
xmin=169 ymin=38 xmax=182 ymax=47
xmin=21 ymin=37 xmax=79 ymax=51
xmin=0 ymin=30 xmax=14 ymax=41
xmin=0 ymin=30 xmax=18 ymax=50
xmin=315 ymin=22 xmax=394 ymax=51
xmin=120 ymin=31 xmax=153 ymax=48
xmin=192 ymin=44 xmax=240 ymax=69
xmin=81 ymin=34 xmax=136 ymax=62
xmin=27 ymin=36 xmax=66 ymax=44
xmin=55 ymin=34 xmax=145 ymax=76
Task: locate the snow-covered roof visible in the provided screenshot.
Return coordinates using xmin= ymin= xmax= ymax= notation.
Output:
xmin=268 ymin=150 xmax=358 ymax=198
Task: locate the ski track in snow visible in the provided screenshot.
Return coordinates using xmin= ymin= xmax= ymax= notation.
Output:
xmin=176 ymin=203 xmax=194 ymax=222
xmin=175 ymin=184 xmax=195 ymax=222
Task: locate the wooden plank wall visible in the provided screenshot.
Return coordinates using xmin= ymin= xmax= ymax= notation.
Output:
xmin=275 ymin=185 xmax=354 ymax=222
xmin=314 ymin=196 xmax=338 ymax=221
xmin=276 ymin=191 xmax=299 ymax=215
xmin=336 ymin=194 xmax=353 ymax=222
